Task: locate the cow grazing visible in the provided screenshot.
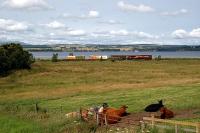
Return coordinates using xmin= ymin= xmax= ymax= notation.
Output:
xmin=145 ymin=100 xmax=164 ymax=112
xmin=160 ymin=107 xmax=174 ymax=119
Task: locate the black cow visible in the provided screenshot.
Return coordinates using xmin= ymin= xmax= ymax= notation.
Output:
xmin=145 ymin=100 xmax=164 ymax=112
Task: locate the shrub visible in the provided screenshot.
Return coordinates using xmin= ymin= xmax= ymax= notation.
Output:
xmin=51 ymin=53 xmax=58 ymax=62
xmin=0 ymin=43 xmax=35 ymax=76
xmin=156 ymin=55 xmax=161 ymax=60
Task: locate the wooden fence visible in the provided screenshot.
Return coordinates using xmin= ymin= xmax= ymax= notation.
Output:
xmin=80 ymin=107 xmax=200 ymax=132
xmin=79 ymin=107 xmax=135 ymax=127
xmin=96 ymin=113 xmax=135 ymax=126
xmin=142 ymin=114 xmax=200 ymax=133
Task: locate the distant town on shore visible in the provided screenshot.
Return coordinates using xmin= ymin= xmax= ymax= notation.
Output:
xmin=1 ymin=42 xmax=200 ymax=52
xmin=22 ymin=43 xmax=200 ymax=52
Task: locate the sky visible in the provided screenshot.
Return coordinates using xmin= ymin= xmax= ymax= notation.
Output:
xmin=0 ymin=0 xmax=200 ymax=45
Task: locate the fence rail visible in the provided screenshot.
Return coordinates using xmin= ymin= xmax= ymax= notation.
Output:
xmin=142 ymin=114 xmax=200 ymax=133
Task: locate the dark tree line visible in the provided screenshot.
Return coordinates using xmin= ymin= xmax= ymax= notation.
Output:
xmin=0 ymin=43 xmax=35 ymax=76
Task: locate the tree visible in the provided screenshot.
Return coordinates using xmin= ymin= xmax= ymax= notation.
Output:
xmin=157 ymin=55 xmax=161 ymax=60
xmin=0 ymin=48 xmax=10 ymax=75
xmin=51 ymin=53 xmax=58 ymax=62
xmin=0 ymin=43 xmax=35 ymax=76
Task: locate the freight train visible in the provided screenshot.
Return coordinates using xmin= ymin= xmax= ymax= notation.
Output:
xmin=66 ymin=55 xmax=152 ymax=61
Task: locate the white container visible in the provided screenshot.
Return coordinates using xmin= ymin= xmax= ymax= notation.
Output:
xmin=101 ymin=56 xmax=108 ymax=60
xmin=66 ymin=56 xmax=76 ymax=59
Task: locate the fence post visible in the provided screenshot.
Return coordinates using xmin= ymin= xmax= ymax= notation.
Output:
xmin=16 ymin=105 xmax=19 ymax=111
xmin=140 ymin=121 xmax=145 ymax=133
xmin=35 ymin=103 xmax=39 ymax=113
xmin=104 ymin=114 xmax=108 ymax=126
xmin=196 ymin=123 xmax=200 ymax=133
xmin=96 ymin=113 xmax=99 ymax=125
xmin=175 ymin=124 xmax=178 ymax=133
xmin=151 ymin=114 xmax=155 ymax=128
xmin=80 ymin=107 xmax=83 ymax=120
xmin=60 ymin=106 xmax=62 ymax=113
xmin=100 ymin=114 xmax=104 ymax=126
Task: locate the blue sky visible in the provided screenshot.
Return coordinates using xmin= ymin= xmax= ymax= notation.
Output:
xmin=0 ymin=0 xmax=200 ymax=45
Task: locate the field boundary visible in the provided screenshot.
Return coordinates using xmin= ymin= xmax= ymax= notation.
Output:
xmin=142 ymin=115 xmax=200 ymax=133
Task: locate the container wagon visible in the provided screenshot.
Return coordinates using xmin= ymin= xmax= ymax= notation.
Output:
xmin=66 ymin=56 xmax=76 ymax=60
xmin=110 ymin=55 xmax=127 ymax=60
xmin=66 ymin=56 xmax=85 ymax=61
xmin=76 ymin=56 xmax=85 ymax=60
xmin=127 ymin=55 xmax=152 ymax=60
xmin=111 ymin=55 xmax=152 ymax=60
xmin=89 ymin=55 xmax=108 ymax=60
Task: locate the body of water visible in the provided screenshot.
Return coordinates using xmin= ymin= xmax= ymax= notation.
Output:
xmin=31 ymin=51 xmax=200 ymax=59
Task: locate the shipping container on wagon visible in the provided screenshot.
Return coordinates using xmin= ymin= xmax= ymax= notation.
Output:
xmin=89 ymin=55 xmax=97 ymax=60
xmin=110 ymin=55 xmax=127 ymax=60
xmin=66 ymin=56 xmax=76 ymax=60
xmin=89 ymin=55 xmax=100 ymax=60
xmin=101 ymin=55 xmax=108 ymax=60
xmin=111 ymin=55 xmax=152 ymax=60
xmin=127 ymin=55 xmax=152 ymax=60
xmin=76 ymin=56 xmax=85 ymax=60
xmin=89 ymin=55 xmax=108 ymax=60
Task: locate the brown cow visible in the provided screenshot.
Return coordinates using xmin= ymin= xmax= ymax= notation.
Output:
xmin=160 ymin=107 xmax=174 ymax=119
xmin=104 ymin=105 xmax=128 ymax=117
xmin=101 ymin=105 xmax=128 ymax=124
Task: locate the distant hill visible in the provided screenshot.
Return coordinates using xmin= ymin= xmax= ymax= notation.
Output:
xmin=22 ymin=44 xmax=52 ymax=49
xmin=0 ymin=42 xmax=200 ymax=51
xmin=84 ymin=44 xmax=200 ymax=51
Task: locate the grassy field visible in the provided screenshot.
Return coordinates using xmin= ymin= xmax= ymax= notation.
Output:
xmin=0 ymin=59 xmax=200 ymax=132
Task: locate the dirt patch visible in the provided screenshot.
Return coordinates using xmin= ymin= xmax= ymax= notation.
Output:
xmin=108 ymin=109 xmax=200 ymax=128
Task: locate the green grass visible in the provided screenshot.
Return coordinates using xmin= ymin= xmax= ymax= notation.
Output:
xmin=37 ymin=85 xmax=200 ymax=112
xmin=0 ymin=114 xmax=43 ymax=133
xmin=0 ymin=59 xmax=200 ymax=132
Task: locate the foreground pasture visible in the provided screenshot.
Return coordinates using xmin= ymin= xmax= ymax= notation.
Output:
xmin=0 ymin=59 xmax=200 ymax=133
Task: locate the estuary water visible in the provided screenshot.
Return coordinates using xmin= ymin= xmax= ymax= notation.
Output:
xmin=31 ymin=51 xmax=200 ymax=59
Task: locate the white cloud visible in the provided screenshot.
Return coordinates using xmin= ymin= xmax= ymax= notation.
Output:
xmin=88 ymin=11 xmax=99 ymax=18
xmin=63 ymin=10 xmax=99 ymax=19
xmin=90 ymin=30 xmax=113 ymax=38
xmin=172 ymin=28 xmax=200 ymax=39
xmin=91 ymin=33 xmax=112 ymax=38
xmin=109 ymin=30 xmax=158 ymax=39
xmin=118 ymin=1 xmax=154 ymax=12
xmin=172 ymin=29 xmax=188 ymax=39
xmin=161 ymin=9 xmax=188 ymax=16
xmin=0 ymin=18 xmax=29 ymax=32
xmin=0 ymin=34 xmax=7 ymax=40
xmin=91 ymin=29 xmax=158 ymax=39
xmin=49 ymin=33 xmax=55 ymax=36
xmin=189 ymin=28 xmax=200 ymax=38
xmin=98 ymin=19 xmax=122 ymax=25
xmin=125 ymin=40 xmax=164 ymax=45
xmin=2 ymin=0 xmax=52 ymax=10
xmin=134 ymin=32 xmax=159 ymax=39
xmin=66 ymin=30 xmax=86 ymax=36
xmin=45 ymin=21 xmax=65 ymax=29
xmin=110 ymin=30 xmax=129 ymax=36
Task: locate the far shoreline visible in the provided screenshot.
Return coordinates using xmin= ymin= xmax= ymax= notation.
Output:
xmin=30 ymin=51 xmax=200 ymax=59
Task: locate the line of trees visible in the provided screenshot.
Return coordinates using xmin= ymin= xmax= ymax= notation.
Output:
xmin=0 ymin=43 xmax=35 ymax=76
